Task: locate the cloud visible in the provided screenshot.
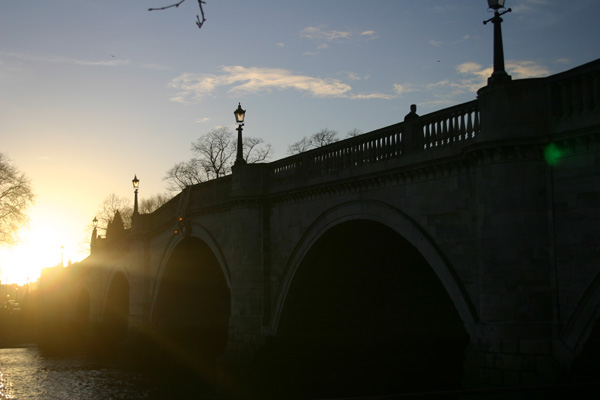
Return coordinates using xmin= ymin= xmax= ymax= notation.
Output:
xmin=429 ymin=40 xmax=443 ymax=47
xmin=360 ymin=30 xmax=378 ymax=40
xmin=0 ymin=51 xmax=130 ymax=67
xmin=452 ymin=60 xmax=551 ymax=92
xmin=350 ymin=93 xmax=395 ymax=100
xmin=169 ymin=66 xmax=354 ymax=103
xmin=393 ymin=84 xmax=417 ymax=95
xmin=168 ymin=59 xmax=551 ymax=105
xmin=345 ymin=72 xmax=362 ymax=81
xmin=391 ymin=59 xmax=551 ymax=107
xmin=300 ymin=26 xmax=377 ymax=50
xmin=168 ymin=66 xmax=399 ymax=103
xmin=508 ymin=61 xmax=551 ymax=78
xmin=300 ymin=26 xmax=352 ymax=42
xmin=72 ymin=58 xmax=130 ymax=67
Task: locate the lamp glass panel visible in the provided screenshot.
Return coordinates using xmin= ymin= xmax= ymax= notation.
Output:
xmin=488 ymin=0 xmax=505 ymax=9
xmin=234 ymin=104 xmax=246 ymax=123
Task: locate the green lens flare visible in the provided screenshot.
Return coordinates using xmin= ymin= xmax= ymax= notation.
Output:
xmin=544 ymin=143 xmax=562 ymax=166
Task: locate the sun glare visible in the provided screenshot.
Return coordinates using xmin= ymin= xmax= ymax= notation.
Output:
xmin=0 ymin=214 xmax=89 ymax=286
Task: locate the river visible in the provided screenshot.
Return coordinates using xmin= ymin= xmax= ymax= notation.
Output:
xmin=0 ymin=345 xmax=208 ymax=400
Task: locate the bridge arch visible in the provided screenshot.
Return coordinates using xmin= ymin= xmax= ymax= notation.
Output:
xmin=265 ymin=200 xmax=475 ymax=396
xmin=102 ymin=270 xmax=129 ymax=344
xmin=272 ymin=200 xmax=477 ymax=336
xmin=74 ymin=287 xmax=91 ymax=344
xmin=150 ymin=234 xmax=231 ymax=385
xmin=153 ymin=224 xmax=231 ymax=303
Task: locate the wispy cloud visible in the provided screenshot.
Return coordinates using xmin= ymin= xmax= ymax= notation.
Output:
xmin=393 ymin=84 xmax=417 ymax=95
xmin=360 ymin=30 xmax=378 ymax=40
xmin=392 ymin=60 xmax=551 ymax=107
xmin=168 ymin=59 xmax=551 ymax=106
xmin=168 ymin=66 xmax=395 ymax=103
xmin=0 ymin=51 xmax=130 ymax=67
xmin=300 ymin=26 xmax=352 ymax=42
xmin=300 ymin=26 xmax=377 ymax=51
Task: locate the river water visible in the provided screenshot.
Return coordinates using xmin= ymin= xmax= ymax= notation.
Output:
xmin=0 ymin=345 xmax=193 ymax=400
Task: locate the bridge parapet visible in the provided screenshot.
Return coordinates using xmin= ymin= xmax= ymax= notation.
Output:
xmin=269 ymin=99 xmax=480 ymax=188
xmin=549 ymin=58 xmax=600 ymax=133
xmin=420 ymin=100 xmax=480 ymax=150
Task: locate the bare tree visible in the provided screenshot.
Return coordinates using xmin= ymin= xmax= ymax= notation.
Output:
xmin=287 ymin=136 xmax=313 ymax=155
xmin=94 ymin=192 xmax=170 ymax=236
xmin=96 ymin=194 xmax=133 ymax=234
xmin=346 ymin=128 xmax=363 ymax=137
xmin=140 ymin=193 xmax=171 ymax=214
xmin=164 ymin=159 xmax=205 ymax=192
xmin=287 ymin=128 xmax=340 ymax=155
xmin=164 ymin=127 xmax=273 ymax=192
xmin=192 ymin=126 xmax=235 ymax=180
xmin=312 ymin=128 xmax=339 ymax=147
xmin=0 ymin=154 xmax=34 ymax=246
xmin=244 ymin=137 xmax=272 ymax=164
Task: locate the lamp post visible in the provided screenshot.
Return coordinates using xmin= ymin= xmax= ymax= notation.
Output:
xmin=91 ymin=216 xmax=98 ymax=254
xmin=132 ymin=175 xmax=140 ymax=216
xmin=234 ymin=103 xmax=247 ymax=166
xmin=484 ymin=0 xmax=512 ymax=84
xmin=92 ymin=216 xmax=98 ymax=239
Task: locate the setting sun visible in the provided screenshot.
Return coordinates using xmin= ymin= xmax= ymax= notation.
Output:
xmin=0 ymin=204 xmax=91 ymax=286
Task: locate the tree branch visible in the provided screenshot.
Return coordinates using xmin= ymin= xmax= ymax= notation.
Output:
xmin=148 ymin=0 xmax=186 ymax=12
xmin=148 ymin=0 xmax=207 ymax=29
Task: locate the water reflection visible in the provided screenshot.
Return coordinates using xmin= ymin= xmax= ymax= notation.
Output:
xmin=0 ymin=345 xmax=158 ymax=400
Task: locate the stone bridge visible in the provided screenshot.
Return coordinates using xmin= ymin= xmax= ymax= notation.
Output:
xmin=40 ymin=59 xmax=600 ymax=397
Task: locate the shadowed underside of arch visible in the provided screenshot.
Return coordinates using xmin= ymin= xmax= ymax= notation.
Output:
xmin=151 ymin=237 xmax=231 ymax=386
xmin=74 ymin=287 xmax=90 ymax=345
xmin=102 ymin=272 xmax=129 ymax=345
xmin=259 ymin=219 xmax=470 ymax=398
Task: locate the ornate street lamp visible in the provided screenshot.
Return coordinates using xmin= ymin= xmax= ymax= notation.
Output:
xmin=90 ymin=216 xmax=98 ymax=254
xmin=234 ymin=103 xmax=247 ymax=166
xmin=132 ymin=175 xmax=140 ymax=216
xmin=484 ymin=0 xmax=512 ymax=84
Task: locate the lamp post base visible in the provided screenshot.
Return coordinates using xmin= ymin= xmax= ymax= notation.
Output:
xmin=488 ymin=71 xmax=512 ymax=85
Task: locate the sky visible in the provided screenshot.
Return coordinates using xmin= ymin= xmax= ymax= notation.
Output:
xmin=1 ymin=0 xmax=599 ymax=285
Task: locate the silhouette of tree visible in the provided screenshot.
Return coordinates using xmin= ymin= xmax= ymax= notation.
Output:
xmin=0 ymin=153 xmax=34 ymax=246
xmin=346 ymin=128 xmax=363 ymax=137
xmin=164 ymin=127 xmax=272 ymax=192
xmin=312 ymin=128 xmax=339 ymax=147
xmin=164 ymin=159 xmax=204 ymax=192
xmin=140 ymin=193 xmax=171 ymax=214
xmin=97 ymin=194 xmax=132 ymax=234
xmin=95 ymin=193 xmax=169 ymax=234
xmin=243 ymin=136 xmax=273 ymax=164
xmin=192 ymin=126 xmax=236 ymax=180
xmin=287 ymin=128 xmax=340 ymax=155
xmin=287 ymin=136 xmax=313 ymax=155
